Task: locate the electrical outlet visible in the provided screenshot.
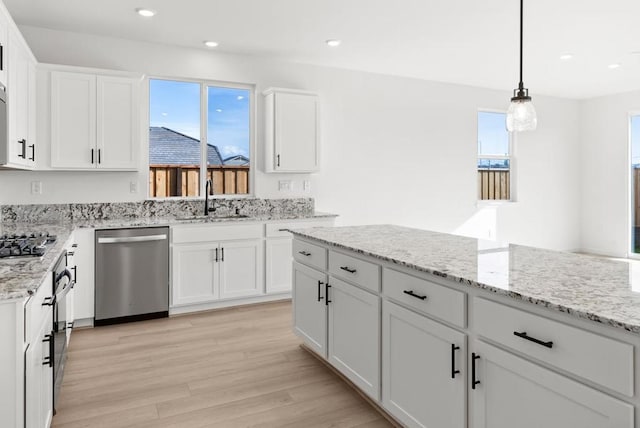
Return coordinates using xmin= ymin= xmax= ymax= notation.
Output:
xmin=278 ymin=180 xmax=292 ymax=191
xmin=130 ymin=181 xmax=138 ymax=193
xmin=303 ymin=180 xmax=311 ymax=192
xmin=30 ymin=181 xmax=42 ymax=195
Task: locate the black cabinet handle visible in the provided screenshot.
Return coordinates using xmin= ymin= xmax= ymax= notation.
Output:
xmin=451 ymin=344 xmax=460 ymax=379
xmin=298 ymin=251 xmax=311 ymax=257
xmin=0 ymin=44 xmax=3 ymax=71
xmin=221 ymin=247 xmax=224 ymax=262
xmin=513 ymin=331 xmax=553 ymax=349
xmin=72 ymin=244 xmax=78 ymax=248
xmin=340 ymin=266 xmax=357 ymax=274
xmin=42 ymin=296 xmax=55 ymax=307
xmin=91 ymin=149 xmax=94 ymax=164
xmin=72 ymin=265 xmax=78 ymax=283
xmin=277 ymin=154 xmax=280 ymax=167
xmin=42 ymin=333 xmax=53 ymax=367
xmin=28 ymin=144 xmax=35 ymax=161
xmin=214 ymin=248 xmax=219 ymax=262
xmin=325 ymin=283 xmax=331 ymax=305
xmin=98 ymin=149 xmax=101 ymax=164
xmin=471 ymin=353 xmax=481 ymax=390
xmin=317 ymin=280 xmax=324 ymax=302
xmin=18 ymin=139 xmax=26 ymax=158
xmin=403 ymin=290 xmax=427 ymax=300
xmin=67 ymin=321 xmax=74 ymax=330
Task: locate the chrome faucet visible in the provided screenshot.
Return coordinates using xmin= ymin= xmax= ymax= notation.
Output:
xmin=204 ymin=179 xmax=215 ymax=215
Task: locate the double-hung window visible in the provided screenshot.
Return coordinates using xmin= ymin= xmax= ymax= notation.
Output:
xmin=478 ymin=111 xmax=512 ymax=201
xmin=148 ymin=78 xmax=253 ymax=198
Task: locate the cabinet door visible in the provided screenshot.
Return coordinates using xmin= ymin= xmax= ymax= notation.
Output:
xmin=382 ymin=300 xmax=466 ymax=428
xmin=0 ymin=11 xmax=7 ymax=87
xmin=27 ymin=57 xmax=36 ymax=166
xmin=219 ymin=239 xmax=263 ymax=299
xmin=274 ymin=92 xmax=319 ymax=172
xmin=292 ymin=261 xmax=328 ymax=357
xmin=471 ymin=341 xmax=633 ymax=428
xmin=25 ymin=310 xmax=53 ymax=428
xmin=51 ymin=71 xmax=96 ymax=168
xmin=172 ymin=243 xmax=219 ymax=306
xmin=7 ymin=30 xmax=29 ymax=166
xmin=328 ymin=277 xmax=380 ymax=400
xmin=265 ymin=237 xmax=293 ymax=294
xmin=73 ymin=228 xmax=95 ymax=321
xmin=96 ymin=75 xmax=138 ymax=169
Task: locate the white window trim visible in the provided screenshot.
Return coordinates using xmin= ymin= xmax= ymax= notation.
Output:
xmin=145 ymin=75 xmax=256 ymax=200
xmin=477 ymin=109 xmax=517 ymax=205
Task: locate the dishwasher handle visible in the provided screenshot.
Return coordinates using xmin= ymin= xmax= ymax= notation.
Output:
xmin=97 ymin=234 xmax=167 ymax=244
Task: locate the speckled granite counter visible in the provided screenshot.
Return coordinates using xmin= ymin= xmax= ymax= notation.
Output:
xmin=289 ymin=224 xmax=640 ymax=335
xmin=0 ymin=211 xmax=337 ymax=302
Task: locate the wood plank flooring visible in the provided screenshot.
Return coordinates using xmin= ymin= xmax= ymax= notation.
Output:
xmin=52 ymin=301 xmax=393 ymax=428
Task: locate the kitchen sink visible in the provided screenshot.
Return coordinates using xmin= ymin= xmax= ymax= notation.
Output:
xmin=174 ymin=214 xmax=250 ymax=221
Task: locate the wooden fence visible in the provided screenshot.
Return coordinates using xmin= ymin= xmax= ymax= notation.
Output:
xmin=478 ymin=169 xmax=510 ymax=200
xmin=149 ymin=165 xmax=249 ymax=197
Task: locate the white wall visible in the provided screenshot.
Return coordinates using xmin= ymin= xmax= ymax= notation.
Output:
xmin=580 ymin=90 xmax=640 ymax=257
xmin=0 ymin=26 xmax=582 ymax=250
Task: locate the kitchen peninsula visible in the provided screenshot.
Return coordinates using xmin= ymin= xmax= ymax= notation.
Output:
xmin=290 ymin=224 xmax=640 ymax=428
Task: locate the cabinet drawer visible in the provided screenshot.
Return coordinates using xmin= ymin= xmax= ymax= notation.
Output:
xmin=292 ymin=239 xmax=327 ymax=271
xmin=266 ymin=220 xmax=333 ymax=238
xmin=383 ymin=268 xmax=465 ymax=328
xmin=172 ymin=223 xmax=262 ymax=244
xmin=25 ymin=274 xmax=54 ymax=342
xmin=329 ymin=251 xmax=380 ymax=293
xmin=474 ymin=298 xmax=634 ymax=397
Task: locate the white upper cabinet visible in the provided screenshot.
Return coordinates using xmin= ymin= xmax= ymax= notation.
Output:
xmin=0 ymin=9 xmax=7 ymax=88
xmin=50 ymin=69 xmax=141 ymax=170
xmin=263 ymin=88 xmax=319 ymax=173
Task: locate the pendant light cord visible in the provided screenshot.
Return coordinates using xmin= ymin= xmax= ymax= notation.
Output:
xmin=519 ymin=0 xmax=524 ymax=88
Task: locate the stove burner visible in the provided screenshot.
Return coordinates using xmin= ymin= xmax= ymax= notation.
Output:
xmin=0 ymin=232 xmax=57 ymax=259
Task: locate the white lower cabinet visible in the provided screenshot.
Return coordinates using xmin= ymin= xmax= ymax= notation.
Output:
xmin=470 ymin=340 xmax=633 ymax=428
xmin=292 ymin=261 xmax=328 ymax=357
xmin=265 ymin=237 xmax=293 ymax=294
xmin=73 ymin=228 xmax=95 ymax=322
xmin=382 ymin=300 xmax=466 ymax=428
xmin=25 ymin=310 xmax=53 ymax=428
xmin=328 ymin=277 xmax=380 ymax=400
xmin=172 ymin=242 xmax=219 ymax=305
xmin=218 ymin=239 xmax=262 ymax=299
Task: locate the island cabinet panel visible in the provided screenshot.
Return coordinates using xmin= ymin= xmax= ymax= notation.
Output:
xmin=471 ymin=341 xmax=634 ymax=428
xmin=328 ymin=250 xmax=380 ymax=293
xmin=292 ymin=239 xmax=327 ymax=271
xmin=328 ymin=277 xmax=381 ymax=400
xmin=292 ymin=261 xmax=328 ymax=357
xmin=383 ymin=267 xmax=466 ymax=328
xmin=474 ymin=298 xmax=634 ymax=397
xmin=382 ymin=300 xmax=466 ymax=428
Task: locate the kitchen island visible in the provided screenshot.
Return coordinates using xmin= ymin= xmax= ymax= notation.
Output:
xmin=289 ymin=224 xmax=640 ymax=428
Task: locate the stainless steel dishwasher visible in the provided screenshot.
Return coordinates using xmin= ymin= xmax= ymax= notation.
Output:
xmin=95 ymin=227 xmax=169 ymax=326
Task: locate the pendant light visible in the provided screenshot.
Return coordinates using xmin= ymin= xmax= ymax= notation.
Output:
xmin=506 ymin=0 xmax=537 ymax=132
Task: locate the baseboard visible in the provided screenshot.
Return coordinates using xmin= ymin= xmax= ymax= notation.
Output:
xmin=169 ymin=293 xmax=292 ymax=315
xmin=300 ymin=344 xmax=403 ymax=428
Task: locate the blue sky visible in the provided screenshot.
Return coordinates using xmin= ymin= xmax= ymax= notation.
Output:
xmin=149 ymin=79 xmax=250 ymax=160
xmin=478 ymin=111 xmax=509 ymax=156
xmin=632 ymin=115 xmax=640 ymax=166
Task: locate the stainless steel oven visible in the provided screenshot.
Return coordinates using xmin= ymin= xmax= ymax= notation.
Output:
xmin=52 ymin=251 xmax=74 ymax=412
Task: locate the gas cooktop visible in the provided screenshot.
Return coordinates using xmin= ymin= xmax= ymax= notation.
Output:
xmin=0 ymin=233 xmax=57 ymax=259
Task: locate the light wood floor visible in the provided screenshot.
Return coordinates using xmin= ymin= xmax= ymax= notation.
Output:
xmin=52 ymin=301 xmax=393 ymax=428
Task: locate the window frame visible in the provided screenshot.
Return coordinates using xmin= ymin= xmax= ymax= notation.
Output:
xmin=477 ymin=108 xmax=517 ymax=204
xmin=627 ymin=112 xmax=640 ymax=259
xmin=145 ymin=75 xmax=256 ymax=200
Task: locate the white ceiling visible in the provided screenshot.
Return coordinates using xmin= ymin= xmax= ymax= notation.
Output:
xmin=5 ymin=0 xmax=640 ymax=99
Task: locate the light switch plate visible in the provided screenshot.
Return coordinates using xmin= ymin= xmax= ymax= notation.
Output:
xmin=30 ymin=181 xmax=42 ymax=195
xmin=279 ymin=180 xmax=292 ymax=191
xmin=303 ymin=180 xmax=311 ymax=191
xmin=130 ymin=181 xmax=138 ymax=193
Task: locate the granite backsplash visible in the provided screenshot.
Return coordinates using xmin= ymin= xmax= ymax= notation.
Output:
xmin=1 ymin=198 xmax=315 ymax=223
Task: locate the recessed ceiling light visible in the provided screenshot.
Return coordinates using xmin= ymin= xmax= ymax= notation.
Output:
xmin=204 ymin=41 xmax=219 ymax=48
xmin=559 ymin=53 xmax=573 ymax=60
xmin=136 ymin=8 xmax=156 ymax=17
xmin=608 ymin=63 xmax=621 ymax=69
xmin=326 ymin=39 xmax=342 ymax=47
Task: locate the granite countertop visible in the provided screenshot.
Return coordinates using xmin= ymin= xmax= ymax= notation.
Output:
xmin=289 ymin=224 xmax=640 ymax=335
xmin=0 ymin=211 xmax=337 ymax=302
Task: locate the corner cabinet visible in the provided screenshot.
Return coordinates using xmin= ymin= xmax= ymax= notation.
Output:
xmin=50 ymin=69 xmax=141 ymax=170
xmin=263 ymin=88 xmax=319 ymax=173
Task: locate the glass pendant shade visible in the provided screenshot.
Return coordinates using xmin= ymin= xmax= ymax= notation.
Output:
xmin=506 ymin=98 xmax=537 ymax=132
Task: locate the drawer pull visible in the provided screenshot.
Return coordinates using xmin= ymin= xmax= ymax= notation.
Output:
xmin=340 ymin=266 xmax=357 ymax=274
xmin=403 ymin=290 xmax=427 ymax=300
xmin=41 ymin=296 xmax=56 ymax=307
xmin=298 ymin=251 xmax=312 ymax=257
xmin=471 ymin=353 xmax=481 ymax=389
xmin=451 ymin=344 xmax=460 ymax=379
xmin=317 ymin=280 xmax=325 ymax=302
xmin=42 ymin=333 xmax=53 ymax=368
xmin=513 ymin=331 xmax=553 ymax=349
